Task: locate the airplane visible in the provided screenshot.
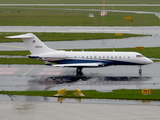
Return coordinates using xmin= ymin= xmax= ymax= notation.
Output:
xmin=6 ymin=33 xmax=153 ymax=74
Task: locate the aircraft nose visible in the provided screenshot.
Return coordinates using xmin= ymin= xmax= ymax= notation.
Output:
xmin=145 ymin=58 xmax=153 ymax=64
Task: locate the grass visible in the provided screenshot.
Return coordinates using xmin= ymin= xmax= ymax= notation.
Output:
xmin=0 ymin=51 xmax=30 ymax=56
xmin=1 ymin=89 xmax=160 ymax=100
xmin=1 ymin=0 xmax=160 ymax=4
xmin=0 ymin=32 xmax=148 ymax=43
xmin=153 ymin=60 xmax=160 ymax=62
xmin=0 ymin=58 xmax=44 ymax=64
xmin=0 ymin=8 xmax=159 ymax=26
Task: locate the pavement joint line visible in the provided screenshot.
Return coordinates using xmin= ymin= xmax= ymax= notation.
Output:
xmin=0 ymin=44 xmax=26 ymax=49
xmin=23 ymin=66 xmax=34 ymax=76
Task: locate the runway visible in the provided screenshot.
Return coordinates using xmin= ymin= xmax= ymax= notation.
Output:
xmin=0 ymin=101 xmax=159 ymax=120
xmin=0 ymin=63 xmax=160 ymax=106
xmin=0 ymin=62 xmax=159 ymax=100
xmin=0 ymin=26 xmax=160 ymax=34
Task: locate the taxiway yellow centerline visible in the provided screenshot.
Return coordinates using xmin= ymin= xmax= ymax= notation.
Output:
xmin=23 ymin=67 xmax=34 ymax=76
xmin=0 ymin=44 xmax=26 ymax=49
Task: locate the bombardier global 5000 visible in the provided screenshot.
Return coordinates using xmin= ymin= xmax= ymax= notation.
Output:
xmin=6 ymin=33 xmax=153 ymax=73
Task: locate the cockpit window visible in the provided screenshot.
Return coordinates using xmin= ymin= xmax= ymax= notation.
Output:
xmin=136 ymin=55 xmax=144 ymax=57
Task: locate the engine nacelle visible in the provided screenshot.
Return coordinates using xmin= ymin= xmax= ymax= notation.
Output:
xmin=39 ymin=51 xmax=65 ymax=61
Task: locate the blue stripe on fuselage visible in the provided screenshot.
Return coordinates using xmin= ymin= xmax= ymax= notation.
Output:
xmin=29 ymin=56 xmax=144 ymax=66
xmin=48 ymin=58 xmax=144 ymax=66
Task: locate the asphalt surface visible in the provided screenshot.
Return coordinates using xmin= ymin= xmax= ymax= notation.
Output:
xmin=0 ymin=101 xmax=159 ymax=120
xmin=0 ymin=26 xmax=160 ymax=34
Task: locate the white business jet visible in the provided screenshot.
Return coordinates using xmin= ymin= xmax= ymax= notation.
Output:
xmin=6 ymin=33 xmax=153 ymax=73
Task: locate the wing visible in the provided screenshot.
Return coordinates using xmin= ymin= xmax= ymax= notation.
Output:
xmin=53 ymin=63 xmax=104 ymax=67
xmin=42 ymin=58 xmax=110 ymax=67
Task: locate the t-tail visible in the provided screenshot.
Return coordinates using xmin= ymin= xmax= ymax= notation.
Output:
xmin=6 ymin=33 xmax=56 ymax=55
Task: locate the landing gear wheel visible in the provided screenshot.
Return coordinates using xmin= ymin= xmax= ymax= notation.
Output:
xmin=76 ymin=67 xmax=83 ymax=73
xmin=139 ymin=65 xmax=142 ymax=74
xmin=139 ymin=69 xmax=142 ymax=74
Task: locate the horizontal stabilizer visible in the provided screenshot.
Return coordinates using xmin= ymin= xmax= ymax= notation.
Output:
xmin=6 ymin=33 xmax=34 ymax=39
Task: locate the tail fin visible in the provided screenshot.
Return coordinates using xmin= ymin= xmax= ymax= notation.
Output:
xmin=6 ymin=33 xmax=56 ymax=55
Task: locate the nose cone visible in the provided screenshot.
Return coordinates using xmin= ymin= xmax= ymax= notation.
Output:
xmin=145 ymin=58 xmax=153 ymax=64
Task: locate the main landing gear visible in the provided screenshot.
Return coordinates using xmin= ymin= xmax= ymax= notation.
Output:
xmin=76 ymin=67 xmax=83 ymax=73
xmin=76 ymin=67 xmax=84 ymax=77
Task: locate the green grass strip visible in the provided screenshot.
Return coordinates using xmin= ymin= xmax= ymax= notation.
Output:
xmin=0 ymin=8 xmax=159 ymax=26
xmin=0 ymin=58 xmax=44 ymax=64
xmin=1 ymin=89 xmax=160 ymax=100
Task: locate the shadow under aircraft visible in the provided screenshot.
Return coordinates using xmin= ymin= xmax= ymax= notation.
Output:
xmin=29 ymin=72 xmax=151 ymax=86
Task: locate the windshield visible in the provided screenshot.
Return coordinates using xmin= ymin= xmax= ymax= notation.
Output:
xmin=136 ymin=55 xmax=144 ymax=57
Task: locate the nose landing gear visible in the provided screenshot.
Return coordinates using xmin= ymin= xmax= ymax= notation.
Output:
xmin=139 ymin=65 xmax=142 ymax=74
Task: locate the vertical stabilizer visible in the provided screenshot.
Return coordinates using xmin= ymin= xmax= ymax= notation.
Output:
xmin=6 ymin=33 xmax=56 ymax=55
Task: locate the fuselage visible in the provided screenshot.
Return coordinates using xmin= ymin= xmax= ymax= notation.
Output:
xmin=29 ymin=51 xmax=153 ymax=67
